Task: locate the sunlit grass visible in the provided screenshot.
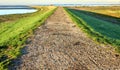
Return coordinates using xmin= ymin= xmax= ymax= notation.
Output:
xmin=0 ymin=6 xmax=56 ymax=70
xmin=75 ymin=6 xmax=120 ymax=18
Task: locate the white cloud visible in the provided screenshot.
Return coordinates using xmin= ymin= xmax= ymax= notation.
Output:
xmin=0 ymin=0 xmax=120 ymax=5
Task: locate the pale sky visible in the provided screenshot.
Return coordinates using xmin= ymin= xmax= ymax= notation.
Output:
xmin=0 ymin=0 xmax=120 ymax=5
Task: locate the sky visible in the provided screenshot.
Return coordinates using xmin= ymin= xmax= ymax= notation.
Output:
xmin=0 ymin=0 xmax=120 ymax=5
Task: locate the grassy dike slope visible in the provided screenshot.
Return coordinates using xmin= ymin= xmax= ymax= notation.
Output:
xmin=64 ymin=8 xmax=120 ymax=52
xmin=74 ymin=6 xmax=120 ymax=18
xmin=0 ymin=6 xmax=56 ymax=70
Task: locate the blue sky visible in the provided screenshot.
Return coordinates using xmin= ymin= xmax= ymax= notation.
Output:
xmin=0 ymin=0 xmax=120 ymax=5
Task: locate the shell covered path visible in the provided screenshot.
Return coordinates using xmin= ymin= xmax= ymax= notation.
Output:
xmin=9 ymin=7 xmax=120 ymax=70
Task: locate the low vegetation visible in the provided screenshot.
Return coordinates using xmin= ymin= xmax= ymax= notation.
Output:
xmin=0 ymin=12 xmax=30 ymax=23
xmin=74 ymin=6 xmax=120 ymax=18
xmin=64 ymin=7 xmax=120 ymax=52
xmin=0 ymin=6 xmax=56 ymax=70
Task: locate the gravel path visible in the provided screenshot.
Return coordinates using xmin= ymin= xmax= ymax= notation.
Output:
xmin=9 ymin=7 xmax=120 ymax=70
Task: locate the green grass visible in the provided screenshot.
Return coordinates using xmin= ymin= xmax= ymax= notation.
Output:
xmin=73 ymin=9 xmax=120 ymax=25
xmin=0 ymin=6 xmax=56 ymax=70
xmin=64 ymin=7 xmax=120 ymax=52
xmin=75 ymin=6 xmax=120 ymax=18
xmin=0 ymin=12 xmax=30 ymax=23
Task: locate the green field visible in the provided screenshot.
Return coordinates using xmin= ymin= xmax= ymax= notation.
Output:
xmin=64 ymin=7 xmax=120 ymax=52
xmin=74 ymin=6 xmax=120 ymax=18
xmin=0 ymin=6 xmax=56 ymax=70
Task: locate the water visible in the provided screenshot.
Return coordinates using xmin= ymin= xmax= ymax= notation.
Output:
xmin=0 ymin=6 xmax=32 ymax=9
xmin=0 ymin=6 xmax=37 ymax=15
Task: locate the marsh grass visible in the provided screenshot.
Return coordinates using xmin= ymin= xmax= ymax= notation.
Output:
xmin=64 ymin=7 xmax=120 ymax=53
xmin=0 ymin=6 xmax=56 ymax=70
xmin=75 ymin=6 xmax=120 ymax=18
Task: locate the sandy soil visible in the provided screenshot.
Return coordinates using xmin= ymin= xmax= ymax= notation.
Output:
xmin=9 ymin=7 xmax=120 ymax=70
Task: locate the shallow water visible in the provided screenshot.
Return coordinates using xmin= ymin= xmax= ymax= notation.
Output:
xmin=0 ymin=9 xmax=37 ymax=15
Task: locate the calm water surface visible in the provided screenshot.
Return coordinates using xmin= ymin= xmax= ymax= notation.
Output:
xmin=0 ymin=9 xmax=37 ymax=15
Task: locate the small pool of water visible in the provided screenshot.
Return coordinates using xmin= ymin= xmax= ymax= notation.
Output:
xmin=0 ymin=9 xmax=37 ymax=15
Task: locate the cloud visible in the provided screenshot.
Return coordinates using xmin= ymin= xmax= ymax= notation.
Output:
xmin=0 ymin=0 xmax=120 ymax=5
